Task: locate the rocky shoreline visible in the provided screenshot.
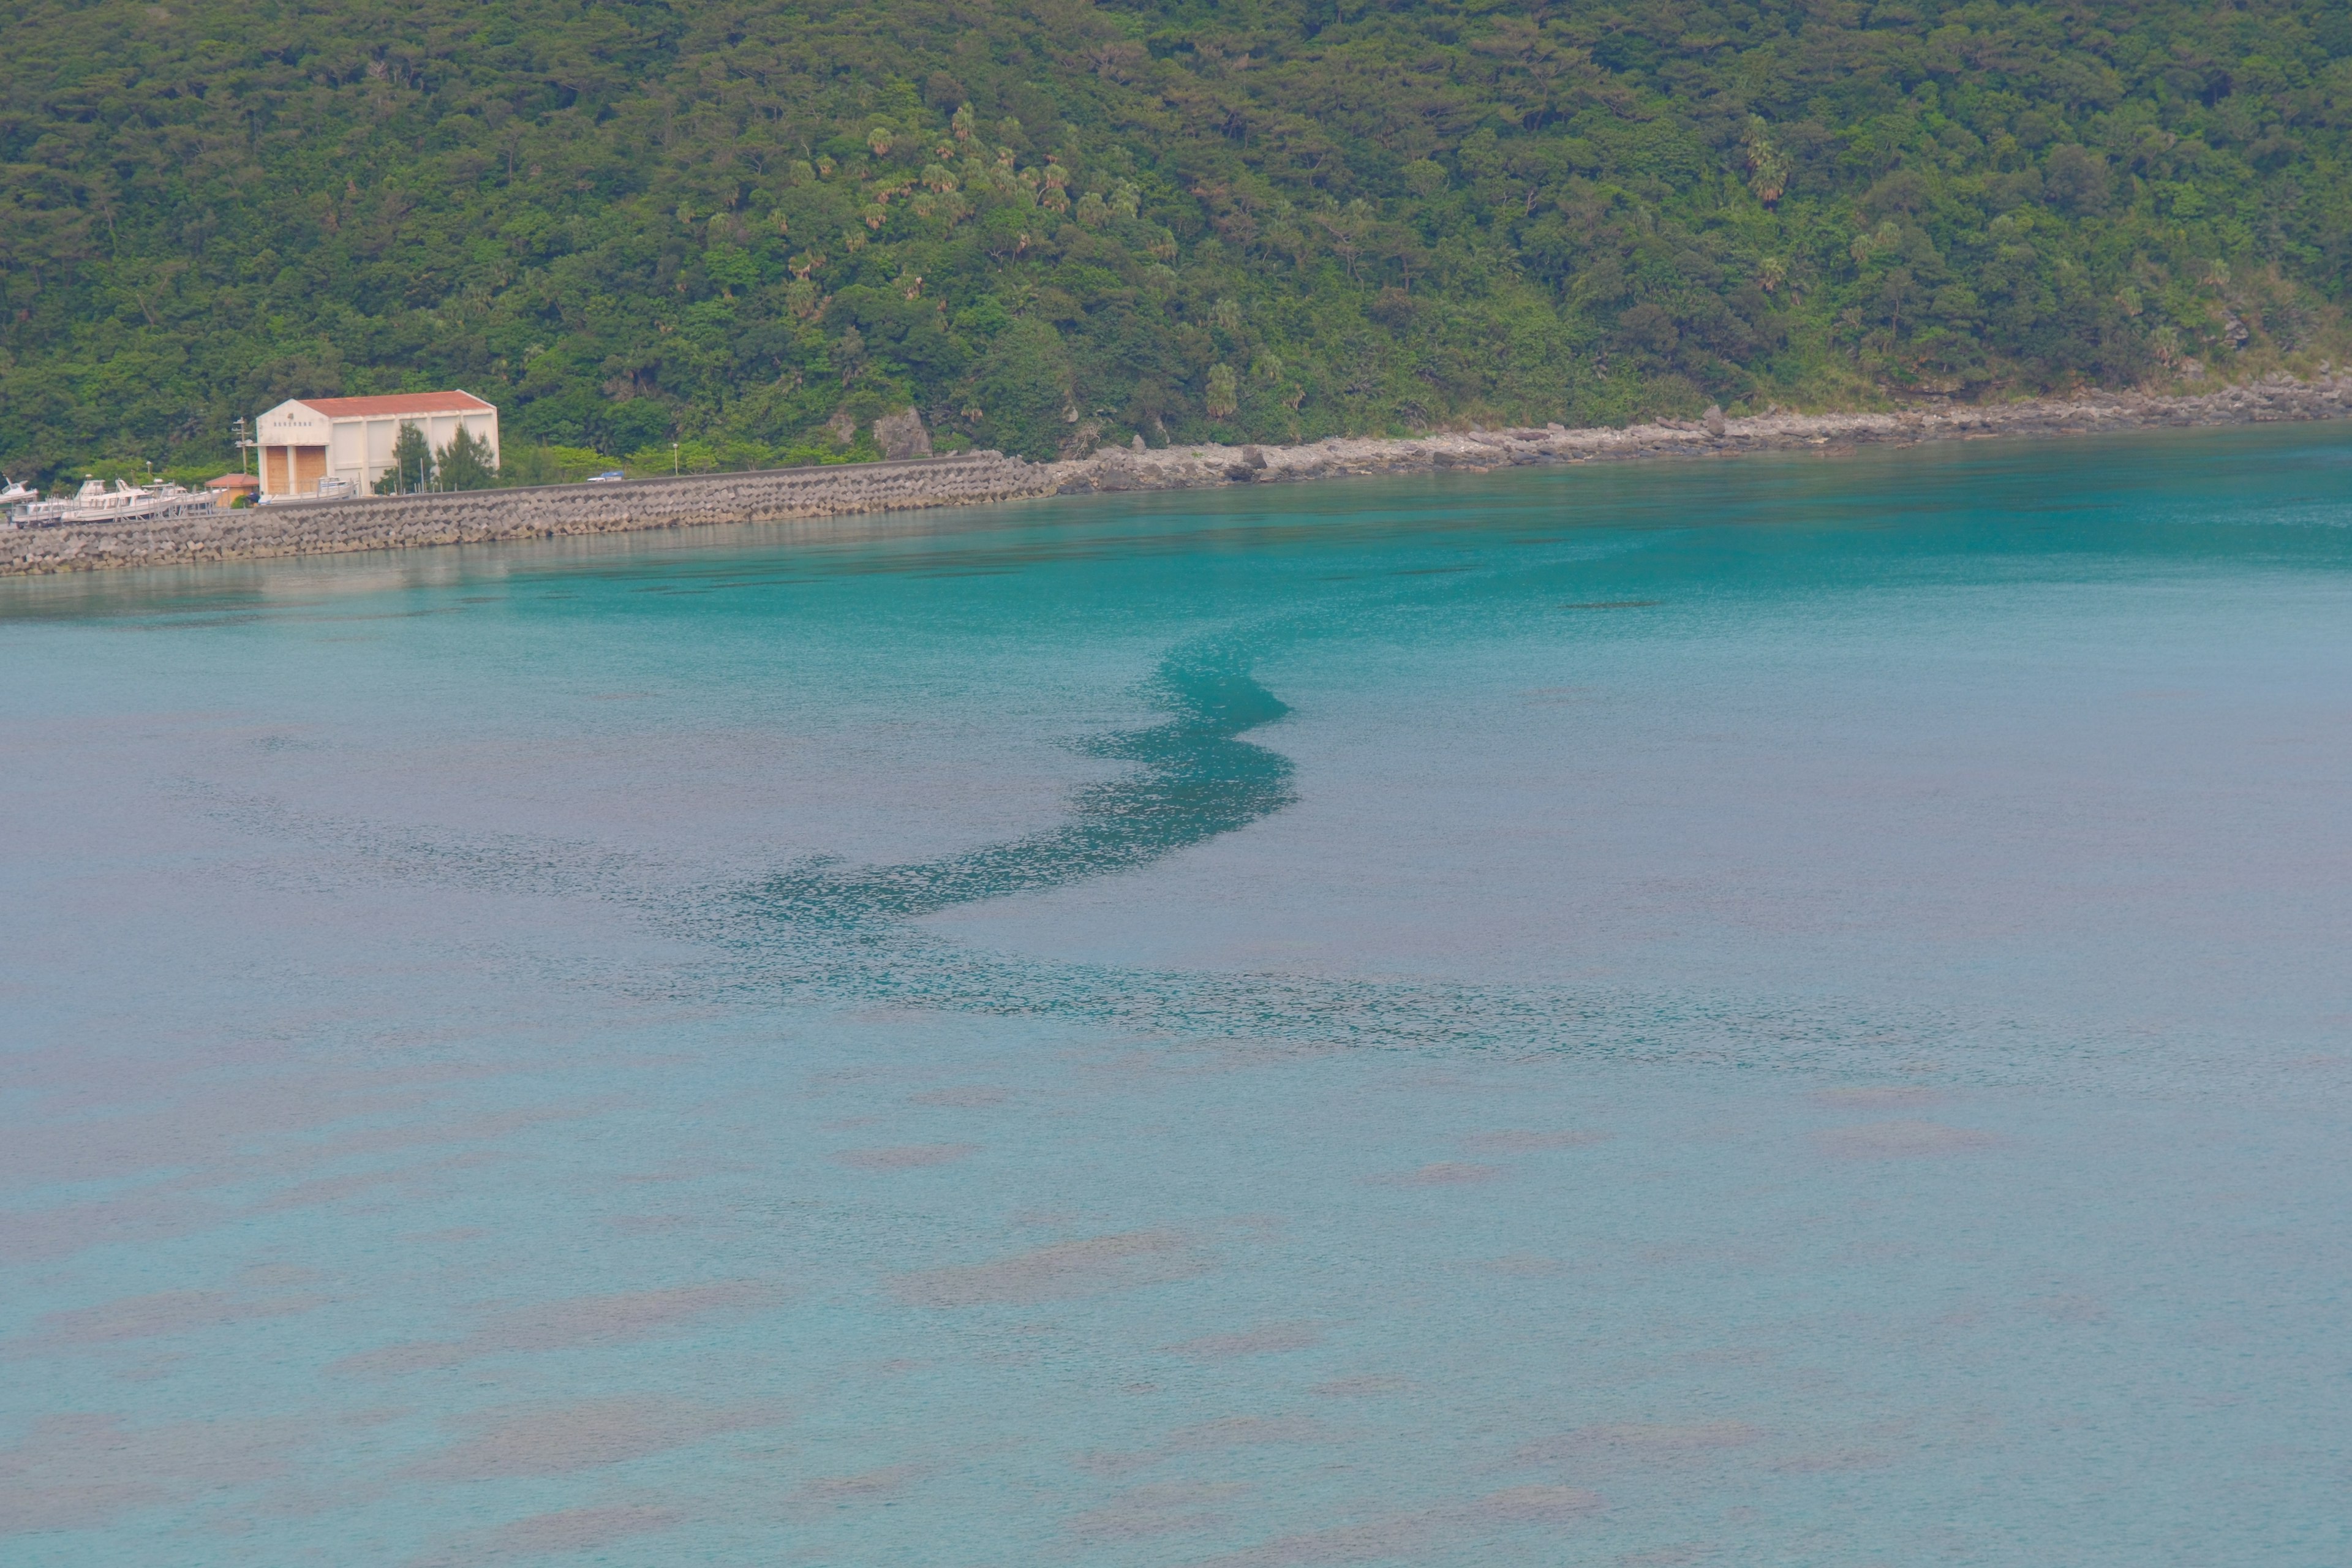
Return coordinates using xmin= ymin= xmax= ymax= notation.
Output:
xmin=6 ymin=374 xmax=2347 ymax=578
xmin=1051 ymin=371 xmax=2352 ymax=494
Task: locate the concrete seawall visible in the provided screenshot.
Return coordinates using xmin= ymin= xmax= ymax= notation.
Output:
xmin=7 ymin=374 xmax=2349 ymax=578
xmin=1 ymin=452 xmax=1060 ymax=577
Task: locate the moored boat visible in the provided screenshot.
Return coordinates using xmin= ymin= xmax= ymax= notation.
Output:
xmin=9 ymin=477 xmax=218 ymax=527
xmin=4 ymin=479 xmax=67 ymax=526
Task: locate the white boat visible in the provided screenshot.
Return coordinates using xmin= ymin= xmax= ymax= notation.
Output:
xmin=6 ymin=480 xmax=69 ymax=526
xmin=12 ymin=477 xmax=219 ymax=527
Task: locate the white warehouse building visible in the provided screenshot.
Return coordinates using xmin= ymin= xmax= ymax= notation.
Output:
xmin=254 ymin=391 xmax=499 ymax=500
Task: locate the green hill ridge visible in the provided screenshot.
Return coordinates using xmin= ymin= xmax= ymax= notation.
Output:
xmin=5 ymin=0 xmax=2350 ymax=482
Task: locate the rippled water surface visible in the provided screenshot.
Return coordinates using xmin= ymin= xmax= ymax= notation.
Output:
xmin=6 ymin=427 xmax=2351 ymax=1566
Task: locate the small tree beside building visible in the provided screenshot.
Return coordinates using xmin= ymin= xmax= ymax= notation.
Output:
xmin=436 ymin=426 xmax=497 ymax=490
xmin=374 ymin=423 xmax=435 ymax=494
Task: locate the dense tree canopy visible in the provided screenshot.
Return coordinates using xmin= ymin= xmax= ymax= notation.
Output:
xmin=5 ymin=0 xmax=2349 ymax=481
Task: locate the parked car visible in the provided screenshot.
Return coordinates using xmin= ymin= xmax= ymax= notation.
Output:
xmin=586 ymin=470 xmax=627 ymax=483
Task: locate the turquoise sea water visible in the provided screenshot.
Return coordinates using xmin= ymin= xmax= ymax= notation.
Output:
xmin=5 ymin=426 xmax=2351 ymax=1566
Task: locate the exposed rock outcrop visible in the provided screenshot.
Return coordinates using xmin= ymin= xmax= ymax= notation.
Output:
xmin=872 ymin=408 xmax=932 ymax=461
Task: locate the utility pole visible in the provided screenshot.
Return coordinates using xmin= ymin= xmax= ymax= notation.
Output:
xmin=673 ymin=439 xmax=680 ymax=476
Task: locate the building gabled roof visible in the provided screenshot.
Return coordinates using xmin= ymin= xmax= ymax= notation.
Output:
xmin=206 ymin=473 xmax=260 ymax=489
xmin=285 ymin=391 xmax=496 ymax=418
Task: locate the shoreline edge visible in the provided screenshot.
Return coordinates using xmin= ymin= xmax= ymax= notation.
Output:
xmin=7 ymin=373 xmax=2346 ymax=578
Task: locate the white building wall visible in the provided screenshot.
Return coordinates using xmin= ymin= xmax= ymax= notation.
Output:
xmin=257 ymin=399 xmax=500 ymax=496
xmin=333 ymin=410 xmax=500 ymax=494
xmin=345 ymin=413 xmax=494 ymax=493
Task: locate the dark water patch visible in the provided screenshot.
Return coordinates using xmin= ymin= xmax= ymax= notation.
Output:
xmin=1311 ymin=1374 xmax=1415 ymax=1397
xmin=333 ymin=1281 xmax=779 ymax=1376
xmin=1379 ymin=1161 xmax=1506 ymax=1187
xmin=165 ymin=772 xmax=2068 ymax=1072
xmin=1186 ymin=1480 xmax=1603 ymax=1567
xmin=167 ymin=617 xmax=2117 ymax=1085
xmin=403 ymin=1396 xmax=780 ymax=1480
xmin=1166 ymin=1322 xmax=1324 ymax=1359
xmin=450 ymin=1504 xmax=684 ymax=1561
xmin=741 ymin=636 xmax=1295 ymax=928
xmin=894 ymin=1230 xmax=1208 ymax=1307
xmin=15 ymin=1289 xmax=324 ymax=1351
xmin=0 ymin=1411 xmax=315 ymax=1535
xmin=0 ymin=1191 xmax=214 ymax=1265
xmin=793 ymin=1465 xmax=921 ymax=1503
xmin=1065 ymin=1480 xmax=1250 ymax=1543
xmin=833 ymin=1143 xmax=979 ymax=1171
xmin=179 ymin=779 xmax=659 ymax=905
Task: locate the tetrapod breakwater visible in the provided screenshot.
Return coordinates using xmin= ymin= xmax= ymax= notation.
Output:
xmin=0 ymin=453 xmax=1061 ymax=577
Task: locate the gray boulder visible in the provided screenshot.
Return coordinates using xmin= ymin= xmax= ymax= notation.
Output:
xmin=873 ymin=407 xmax=932 ymax=460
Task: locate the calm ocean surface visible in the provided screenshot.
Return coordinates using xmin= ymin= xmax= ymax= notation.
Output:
xmin=6 ymin=426 xmax=2350 ymax=1566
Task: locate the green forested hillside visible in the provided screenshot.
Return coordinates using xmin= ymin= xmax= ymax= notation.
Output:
xmin=5 ymin=0 xmax=2350 ymax=480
